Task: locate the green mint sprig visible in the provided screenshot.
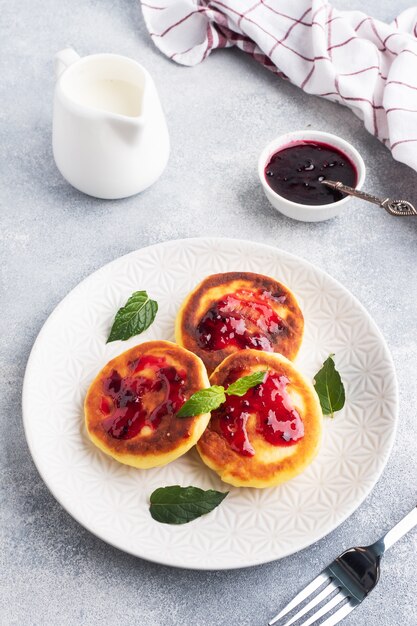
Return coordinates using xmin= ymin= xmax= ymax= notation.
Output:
xmin=107 ymin=290 xmax=158 ymax=343
xmin=224 ymin=369 xmax=267 ymax=396
xmin=176 ymin=370 xmax=268 ymax=418
xmin=149 ymin=485 xmax=228 ymax=524
xmin=313 ymin=354 xmax=345 ymax=418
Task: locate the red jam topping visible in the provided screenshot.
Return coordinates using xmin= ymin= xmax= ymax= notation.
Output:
xmin=100 ymin=355 xmax=186 ymax=440
xmin=211 ymin=370 xmax=304 ymax=456
xmin=197 ymin=289 xmax=285 ymax=353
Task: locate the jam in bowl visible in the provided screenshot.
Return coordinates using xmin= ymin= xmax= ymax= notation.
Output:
xmin=258 ymin=130 xmax=366 ymax=222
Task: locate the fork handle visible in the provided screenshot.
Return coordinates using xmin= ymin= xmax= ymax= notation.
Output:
xmin=373 ymin=505 xmax=417 ymax=554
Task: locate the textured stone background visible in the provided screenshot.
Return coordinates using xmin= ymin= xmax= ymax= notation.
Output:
xmin=1 ymin=0 xmax=417 ymax=624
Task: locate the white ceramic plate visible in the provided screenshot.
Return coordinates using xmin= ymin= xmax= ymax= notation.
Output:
xmin=23 ymin=238 xmax=398 ymax=569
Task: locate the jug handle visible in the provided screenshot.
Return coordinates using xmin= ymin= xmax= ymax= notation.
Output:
xmin=54 ymin=48 xmax=80 ymax=79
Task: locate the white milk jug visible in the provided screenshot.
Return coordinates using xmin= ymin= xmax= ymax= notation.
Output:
xmin=53 ymin=48 xmax=169 ymax=199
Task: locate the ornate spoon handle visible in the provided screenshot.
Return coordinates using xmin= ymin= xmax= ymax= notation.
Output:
xmin=322 ymin=180 xmax=417 ymax=216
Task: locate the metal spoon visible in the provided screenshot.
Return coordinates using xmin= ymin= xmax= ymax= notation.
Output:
xmin=322 ymin=180 xmax=417 ymax=216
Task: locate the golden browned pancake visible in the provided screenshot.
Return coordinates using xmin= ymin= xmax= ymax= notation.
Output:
xmin=197 ymin=350 xmax=322 ymax=488
xmin=85 ymin=340 xmax=210 ymax=468
xmin=175 ymin=272 xmax=304 ymax=374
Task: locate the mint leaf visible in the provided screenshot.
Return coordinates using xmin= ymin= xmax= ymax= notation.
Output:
xmin=176 ymin=385 xmax=226 ymax=417
xmin=107 ymin=291 xmax=158 ymax=343
xmin=313 ymin=354 xmax=345 ymax=418
xmin=177 ymin=371 xmax=268 ymax=418
xmin=225 ymin=369 xmax=268 ymax=397
xmin=149 ymin=485 xmax=228 ymax=524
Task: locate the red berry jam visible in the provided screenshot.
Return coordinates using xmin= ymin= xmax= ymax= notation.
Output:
xmin=211 ymin=370 xmax=304 ymax=456
xmin=197 ymin=289 xmax=285 ymax=353
xmin=100 ymin=355 xmax=186 ymax=440
xmin=265 ymin=140 xmax=357 ymax=205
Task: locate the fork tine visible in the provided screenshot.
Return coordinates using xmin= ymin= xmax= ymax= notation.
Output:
xmin=297 ymin=591 xmax=347 ymax=626
xmin=268 ymin=569 xmax=332 ymax=626
xmin=319 ymin=601 xmax=355 ymax=626
xmin=268 ymin=572 xmax=330 ymax=625
xmin=278 ymin=580 xmax=340 ymax=626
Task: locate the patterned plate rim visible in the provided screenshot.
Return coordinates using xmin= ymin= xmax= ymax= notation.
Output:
xmin=22 ymin=237 xmax=399 ymax=569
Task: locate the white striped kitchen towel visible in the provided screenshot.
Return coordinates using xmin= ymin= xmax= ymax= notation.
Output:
xmin=141 ymin=0 xmax=417 ymax=172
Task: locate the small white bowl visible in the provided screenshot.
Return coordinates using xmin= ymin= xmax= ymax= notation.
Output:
xmin=258 ymin=130 xmax=366 ymax=222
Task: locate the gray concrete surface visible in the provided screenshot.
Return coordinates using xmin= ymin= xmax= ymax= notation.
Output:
xmin=1 ymin=0 xmax=417 ymax=624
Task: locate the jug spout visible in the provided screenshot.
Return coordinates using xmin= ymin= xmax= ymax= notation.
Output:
xmin=108 ymin=115 xmax=145 ymax=146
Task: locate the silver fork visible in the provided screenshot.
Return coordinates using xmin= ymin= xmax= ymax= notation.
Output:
xmin=268 ymin=504 xmax=417 ymax=626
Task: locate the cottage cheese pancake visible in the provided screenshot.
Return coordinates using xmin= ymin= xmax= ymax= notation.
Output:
xmin=197 ymin=350 xmax=322 ymax=488
xmin=85 ymin=341 xmax=210 ymax=468
xmin=175 ymin=272 xmax=304 ymax=374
